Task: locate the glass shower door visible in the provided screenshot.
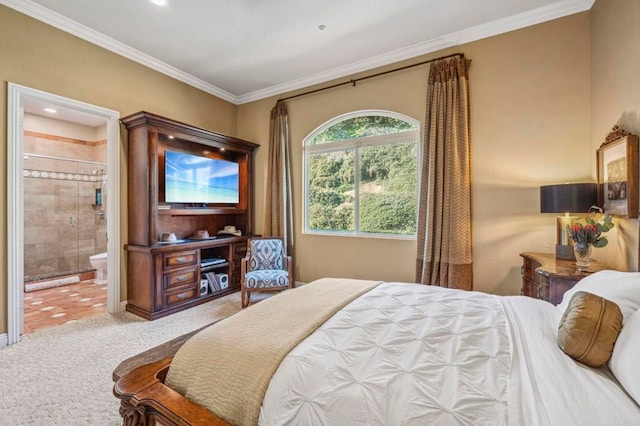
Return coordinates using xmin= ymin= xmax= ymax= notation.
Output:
xmin=23 ymin=176 xmax=80 ymax=279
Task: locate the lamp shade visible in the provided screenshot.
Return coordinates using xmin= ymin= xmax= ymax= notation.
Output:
xmin=540 ymin=183 xmax=597 ymax=213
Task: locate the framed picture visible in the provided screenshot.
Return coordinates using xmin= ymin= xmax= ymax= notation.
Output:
xmin=597 ymin=134 xmax=639 ymax=218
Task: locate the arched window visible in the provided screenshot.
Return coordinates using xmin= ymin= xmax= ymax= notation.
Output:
xmin=303 ymin=110 xmax=420 ymax=238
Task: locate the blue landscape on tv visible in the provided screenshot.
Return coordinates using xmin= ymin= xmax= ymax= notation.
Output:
xmin=165 ymin=150 xmax=239 ymax=203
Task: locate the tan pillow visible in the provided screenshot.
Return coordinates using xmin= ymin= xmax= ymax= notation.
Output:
xmin=557 ymin=291 xmax=623 ymax=367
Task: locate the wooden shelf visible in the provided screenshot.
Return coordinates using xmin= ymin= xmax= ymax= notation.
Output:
xmin=158 ymin=208 xmax=247 ymax=216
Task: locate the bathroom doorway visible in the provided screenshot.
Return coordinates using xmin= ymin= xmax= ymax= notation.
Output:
xmin=22 ymin=113 xmax=109 ymax=333
xmin=6 ymin=83 xmax=121 ymax=345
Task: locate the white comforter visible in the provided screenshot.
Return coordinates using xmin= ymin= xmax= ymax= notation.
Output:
xmin=259 ymin=283 xmax=640 ymax=425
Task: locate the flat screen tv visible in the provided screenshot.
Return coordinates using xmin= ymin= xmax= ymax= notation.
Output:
xmin=165 ymin=150 xmax=239 ymax=204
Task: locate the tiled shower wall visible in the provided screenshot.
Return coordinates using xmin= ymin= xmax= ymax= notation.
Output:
xmin=23 ymin=131 xmax=107 ymax=280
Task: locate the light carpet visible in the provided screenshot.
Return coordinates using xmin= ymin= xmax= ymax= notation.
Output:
xmin=0 ymin=292 xmax=242 ymax=425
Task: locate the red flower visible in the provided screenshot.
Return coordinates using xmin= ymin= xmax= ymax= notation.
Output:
xmin=565 ymin=214 xmax=614 ymax=248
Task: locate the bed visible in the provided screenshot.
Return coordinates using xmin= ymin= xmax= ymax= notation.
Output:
xmin=113 ymin=274 xmax=640 ymax=425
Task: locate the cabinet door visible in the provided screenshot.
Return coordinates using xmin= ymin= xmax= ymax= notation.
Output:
xmin=547 ymin=277 xmax=579 ymax=305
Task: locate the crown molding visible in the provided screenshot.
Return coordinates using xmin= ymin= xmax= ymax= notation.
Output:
xmin=0 ymin=0 xmax=238 ymax=103
xmin=236 ymin=0 xmax=594 ymax=104
xmin=2 ymin=0 xmax=594 ymax=106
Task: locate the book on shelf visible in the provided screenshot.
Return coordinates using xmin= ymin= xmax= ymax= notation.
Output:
xmin=205 ymin=272 xmax=221 ymax=293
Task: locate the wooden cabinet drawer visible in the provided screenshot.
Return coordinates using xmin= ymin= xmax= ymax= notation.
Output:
xmin=522 ymin=279 xmax=540 ymax=299
xmin=233 ymin=243 xmax=247 ymax=257
xmin=522 ymin=259 xmax=541 ymax=283
xmin=163 ymin=268 xmax=198 ymax=290
xmin=164 ymin=285 xmax=198 ymax=307
xmin=232 ymin=264 xmax=241 ymax=285
xmin=164 ymin=251 xmax=197 ymax=269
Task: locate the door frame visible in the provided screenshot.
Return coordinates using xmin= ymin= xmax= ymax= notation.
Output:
xmin=6 ymin=82 xmax=122 ymax=345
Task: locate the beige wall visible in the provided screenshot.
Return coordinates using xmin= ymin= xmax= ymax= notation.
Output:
xmin=590 ymin=0 xmax=640 ymax=271
xmin=238 ymin=13 xmax=592 ymax=294
xmin=0 ymin=5 xmax=238 ymax=333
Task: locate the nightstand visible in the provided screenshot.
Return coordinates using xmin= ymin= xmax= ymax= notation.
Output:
xmin=519 ymin=252 xmax=610 ymax=305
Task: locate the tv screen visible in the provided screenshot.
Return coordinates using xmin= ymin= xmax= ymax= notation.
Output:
xmin=165 ymin=150 xmax=239 ymax=203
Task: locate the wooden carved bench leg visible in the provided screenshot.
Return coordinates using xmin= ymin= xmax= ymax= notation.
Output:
xmin=119 ymin=399 xmax=150 ymax=426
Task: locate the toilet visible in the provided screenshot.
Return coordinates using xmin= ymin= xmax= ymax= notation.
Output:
xmin=89 ymin=252 xmax=108 ymax=285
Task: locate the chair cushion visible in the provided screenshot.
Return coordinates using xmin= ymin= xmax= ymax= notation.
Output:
xmin=249 ymin=239 xmax=284 ymax=271
xmin=244 ymin=270 xmax=289 ymax=289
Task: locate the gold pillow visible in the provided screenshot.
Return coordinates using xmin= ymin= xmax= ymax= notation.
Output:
xmin=557 ymin=291 xmax=623 ymax=367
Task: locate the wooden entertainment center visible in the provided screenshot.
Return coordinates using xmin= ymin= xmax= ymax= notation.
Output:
xmin=123 ymin=112 xmax=259 ymax=320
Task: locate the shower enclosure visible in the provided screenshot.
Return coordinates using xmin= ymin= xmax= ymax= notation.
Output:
xmin=23 ymin=154 xmax=107 ymax=283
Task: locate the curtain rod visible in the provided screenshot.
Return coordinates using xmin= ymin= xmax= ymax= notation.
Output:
xmin=277 ymin=52 xmax=465 ymax=103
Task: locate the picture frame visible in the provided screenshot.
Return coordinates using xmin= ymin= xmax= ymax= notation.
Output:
xmin=596 ymin=134 xmax=639 ymax=218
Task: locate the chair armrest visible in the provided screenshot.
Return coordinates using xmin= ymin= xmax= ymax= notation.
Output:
xmin=241 ymin=257 xmax=248 ymax=276
xmin=285 ymin=255 xmax=293 ymax=287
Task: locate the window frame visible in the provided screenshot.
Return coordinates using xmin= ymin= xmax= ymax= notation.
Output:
xmin=302 ymin=110 xmax=421 ymax=239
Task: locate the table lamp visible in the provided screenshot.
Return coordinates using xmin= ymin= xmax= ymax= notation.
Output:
xmin=540 ymin=183 xmax=597 ymax=260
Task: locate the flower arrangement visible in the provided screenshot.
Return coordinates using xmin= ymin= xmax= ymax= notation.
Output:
xmin=566 ymin=214 xmax=614 ymax=248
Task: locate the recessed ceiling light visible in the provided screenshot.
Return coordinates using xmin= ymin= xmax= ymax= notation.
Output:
xmin=168 ymin=135 xmax=175 ymax=139
xmin=150 ymin=0 xmax=168 ymax=6
xmin=43 ymin=107 xmax=57 ymax=114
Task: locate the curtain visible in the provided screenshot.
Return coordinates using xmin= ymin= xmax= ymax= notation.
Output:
xmin=415 ymin=56 xmax=473 ymax=290
xmin=264 ymin=101 xmax=294 ymax=255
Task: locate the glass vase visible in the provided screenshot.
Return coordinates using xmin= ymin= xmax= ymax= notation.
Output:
xmin=574 ymin=243 xmax=592 ymax=272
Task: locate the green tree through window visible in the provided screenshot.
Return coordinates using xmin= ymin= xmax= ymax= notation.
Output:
xmin=304 ymin=112 xmax=419 ymax=237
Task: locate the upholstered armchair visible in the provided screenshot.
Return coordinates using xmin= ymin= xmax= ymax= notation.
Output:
xmin=241 ymin=237 xmax=293 ymax=308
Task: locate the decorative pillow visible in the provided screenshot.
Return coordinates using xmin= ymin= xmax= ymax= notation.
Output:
xmin=557 ymin=271 xmax=640 ymax=322
xmin=609 ymin=309 xmax=640 ymax=405
xmin=557 ymin=291 xmax=623 ymax=367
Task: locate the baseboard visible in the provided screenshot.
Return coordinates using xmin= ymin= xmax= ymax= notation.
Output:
xmin=0 ymin=333 xmax=8 ymax=349
xmin=120 ymin=301 xmax=127 ymax=312
xmin=295 ymin=281 xmax=306 ymax=287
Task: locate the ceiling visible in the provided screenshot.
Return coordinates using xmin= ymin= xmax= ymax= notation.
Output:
xmin=4 ymin=0 xmax=594 ymax=105
xmin=23 ymin=97 xmax=107 ymax=127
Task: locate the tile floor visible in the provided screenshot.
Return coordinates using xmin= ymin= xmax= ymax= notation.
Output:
xmin=23 ymin=279 xmax=107 ymax=334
